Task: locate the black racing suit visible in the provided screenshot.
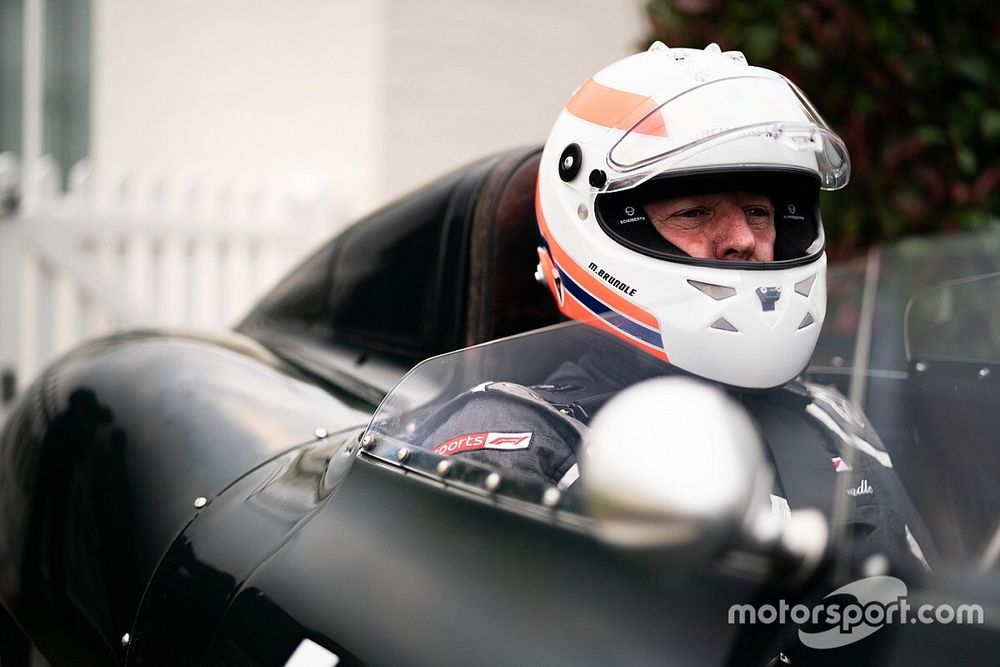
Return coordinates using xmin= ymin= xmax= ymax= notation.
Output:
xmin=412 ymin=329 xmax=935 ymax=574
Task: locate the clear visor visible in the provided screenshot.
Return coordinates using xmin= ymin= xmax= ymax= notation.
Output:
xmin=586 ymin=71 xmax=850 ymax=193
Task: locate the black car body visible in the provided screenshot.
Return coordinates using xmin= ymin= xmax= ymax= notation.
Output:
xmin=2 ymin=147 xmax=1000 ymax=665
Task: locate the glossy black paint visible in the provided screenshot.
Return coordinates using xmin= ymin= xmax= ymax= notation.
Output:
xmin=128 ymin=436 xmax=1000 ymax=667
xmin=3 ymin=149 xmax=1000 ymax=666
xmin=126 ymin=430 xmax=361 ymax=664
xmin=133 ymin=440 xmax=776 ymax=666
xmin=1 ymin=147 xmax=554 ymax=665
xmin=0 ymin=331 xmax=371 ymax=664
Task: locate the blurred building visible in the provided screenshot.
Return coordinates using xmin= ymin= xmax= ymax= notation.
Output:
xmin=0 ymin=0 xmax=647 ymax=418
xmin=4 ymin=0 xmax=646 ymax=214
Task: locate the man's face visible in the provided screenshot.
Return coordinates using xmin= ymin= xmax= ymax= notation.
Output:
xmin=645 ymin=192 xmax=776 ymax=261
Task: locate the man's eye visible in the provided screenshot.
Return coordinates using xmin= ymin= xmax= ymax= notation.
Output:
xmin=745 ymin=206 xmax=771 ymax=218
xmin=675 ymin=208 xmax=706 ymax=218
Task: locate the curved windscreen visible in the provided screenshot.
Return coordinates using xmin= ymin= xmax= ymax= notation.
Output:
xmin=905 ymin=272 xmax=1000 ymax=363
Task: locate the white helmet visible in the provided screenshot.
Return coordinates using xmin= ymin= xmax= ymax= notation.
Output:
xmin=535 ymin=42 xmax=851 ymax=389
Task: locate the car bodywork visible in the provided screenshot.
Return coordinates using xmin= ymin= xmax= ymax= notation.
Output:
xmin=2 ymin=147 xmax=1000 ymax=665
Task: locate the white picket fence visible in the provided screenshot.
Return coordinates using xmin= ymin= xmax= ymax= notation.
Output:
xmin=0 ymin=152 xmax=340 ymax=422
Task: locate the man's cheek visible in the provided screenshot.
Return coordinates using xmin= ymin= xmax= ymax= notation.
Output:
xmin=756 ymin=228 xmax=777 ymax=260
xmin=663 ymin=230 xmax=710 ymax=258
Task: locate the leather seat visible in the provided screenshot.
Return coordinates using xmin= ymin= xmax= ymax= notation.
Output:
xmin=464 ymin=146 xmax=563 ymax=347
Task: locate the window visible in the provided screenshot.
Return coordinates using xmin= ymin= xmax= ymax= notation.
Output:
xmin=0 ymin=0 xmax=91 ymax=188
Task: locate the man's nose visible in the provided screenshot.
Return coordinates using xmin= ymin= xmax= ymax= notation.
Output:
xmin=711 ymin=204 xmax=756 ymax=260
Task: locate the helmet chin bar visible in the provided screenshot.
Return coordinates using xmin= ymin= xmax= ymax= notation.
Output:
xmin=659 ymin=258 xmax=827 ymax=389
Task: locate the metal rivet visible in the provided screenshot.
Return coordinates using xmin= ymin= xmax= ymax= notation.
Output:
xmin=559 ymin=408 xmax=570 ymax=415
xmin=436 ymin=460 xmax=452 ymax=477
xmin=193 ymin=497 xmax=208 ymax=509
xmin=485 ymin=472 xmax=501 ymax=492
xmin=542 ymin=487 xmax=561 ymax=509
xmin=778 ymin=652 xmax=791 ymax=665
xmin=915 ymin=362 xmax=927 ymax=372
xmin=577 ymin=204 xmax=588 ymax=220
xmin=314 ymin=427 xmax=328 ymax=439
xmin=121 ymin=633 xmax=131 ymax=647
xmin=396 ymin=448 xmax=410 ymax=463
xmin=562 ymin=155 xmax=574 ymax=169
xmin=978 ymin=367 xmax=990 ymax=379
xmin=361 ymin=433 xmax=374 ymax=450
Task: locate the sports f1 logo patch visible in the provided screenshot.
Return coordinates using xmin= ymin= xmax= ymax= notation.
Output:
xmin=433 ymin=432 xmax=533 ymax=456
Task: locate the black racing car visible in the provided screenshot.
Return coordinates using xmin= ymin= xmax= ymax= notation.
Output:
xmin=2 ymin=147 xmax=999 ymax=666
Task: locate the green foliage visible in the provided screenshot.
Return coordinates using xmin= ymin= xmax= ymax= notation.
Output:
xmin=644 ymin=0 xmax=1000 ymax=257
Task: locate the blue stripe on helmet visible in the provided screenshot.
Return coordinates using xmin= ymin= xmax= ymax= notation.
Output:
xmin=558 ymin=267 xmax=664 ymax=350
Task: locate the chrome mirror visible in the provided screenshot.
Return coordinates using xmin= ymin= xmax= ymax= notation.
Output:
xmin=581 ymin=376 xmax=826 ymax=577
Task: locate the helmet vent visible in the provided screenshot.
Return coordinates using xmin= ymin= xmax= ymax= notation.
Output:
xmin=798 ymin=312 xmax=815 ymax=329
xmin=688 ymin=280 xmax=737 ymax=301
xmin=710 ymin=317 xmax=739 ymax=333
xmin=794 ymin=275 xmax=817 ymax=297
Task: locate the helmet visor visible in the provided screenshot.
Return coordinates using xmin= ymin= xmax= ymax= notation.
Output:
xmin=596 ymin=71 xmax=850 ymax=193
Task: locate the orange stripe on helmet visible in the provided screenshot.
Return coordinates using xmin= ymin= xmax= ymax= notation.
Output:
xmin=535 ymin=195 xmax=661 ymax=332
xmin=566 ymin=78 xmax=667 ymax=137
